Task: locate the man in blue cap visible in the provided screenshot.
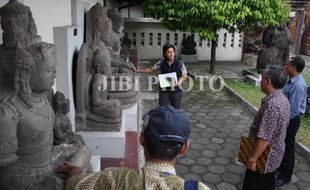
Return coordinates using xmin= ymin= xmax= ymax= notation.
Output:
xmin=56 ymin=106 xmax=210 ymax=190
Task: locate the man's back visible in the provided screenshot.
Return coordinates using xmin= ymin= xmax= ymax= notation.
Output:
xmin=66 ymin=162 xmax=209 ymax=190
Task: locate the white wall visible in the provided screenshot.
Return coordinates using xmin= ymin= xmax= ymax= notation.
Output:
xmin=125 ymin=21 xmax=243 ymax=61
xmin=80 ymin=0 xmax=102 ymax=7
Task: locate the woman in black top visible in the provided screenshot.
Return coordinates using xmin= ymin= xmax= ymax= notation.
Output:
xmin=134 ymin=44 xmax=188 ymax=109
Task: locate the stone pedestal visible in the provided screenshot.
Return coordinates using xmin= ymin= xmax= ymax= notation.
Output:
xmin=90 ymin=155 xmax=101 ymax=172
xmin=181 ymin=54 xmax=198 ymax=63
xmin=78 ymin=103 xmax=137 ymax=158
xmin=54 ymin=25 xmax=84 ymax=130
xmin=246 ymin=74 xmax=261 ymax=86
xmin=243 ymin=53 xmax=258 ymax=66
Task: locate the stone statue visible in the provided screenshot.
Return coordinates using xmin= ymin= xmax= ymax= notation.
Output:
xmin=120 ymin=33 xmax=132 ymax=61
xmin=106 ymin=7 xmax=137 ymax=105
xmin=52 ymin=91 xmax=84 ymax=145
xmin=75 ymin=3 xmax=122 ymax=131
xmin=0 ymin=42 xmax=63 ymax=190
xmin=256 ymin=25 xmax=291 ymax=73
xmin=0 ymin=0 xmax=41 ymax=90
xmin=0 ymin=1 xmax=90 ymax=189
xmin=51 ymin=91 xmax=91 ymax=172
xmin=181 ymin=34 xmax=197 ymax=55
xmin=301 ymin=7 xmax=310 ymax=56
xmin=0 ymin=3 xmax=62 ymax=189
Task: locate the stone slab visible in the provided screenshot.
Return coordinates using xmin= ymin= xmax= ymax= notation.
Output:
xmin=78 ymin=103 xmax=137 ymax=158
xmin=90 ymin=155 xmax=101 ymax=172
xmin=245 ymin=75 xmax=261 ymax=86
xmin=243 ymin=53 xmax=258 ymax=66
xmin=181 ymin=54 xmax=198 ymax=63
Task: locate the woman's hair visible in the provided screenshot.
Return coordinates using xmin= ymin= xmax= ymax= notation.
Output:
xmin=162 ymin=43 xmax=176 ymax=59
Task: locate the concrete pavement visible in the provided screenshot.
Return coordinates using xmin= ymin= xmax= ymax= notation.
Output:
xmin=137 ymin=61 xmax=310 ymax=190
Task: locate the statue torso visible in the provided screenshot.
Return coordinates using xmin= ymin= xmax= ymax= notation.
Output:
xmin=3 ymin=94 xmax=54 ymax=176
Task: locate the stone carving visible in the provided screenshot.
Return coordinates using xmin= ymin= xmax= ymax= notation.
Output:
xmin=120 ymin=33 xmax=132 ymax=61
xmin=301 ymin=7 xmax=310 ymax=56
xmin=182 ymin=34 xmax=197 ymax=55
xmin=75 ymin=3 xmax=122 ymax=131
xmin=256 ymin=25 xmax=291 ymax=73
xmin=51 ymin=91 xmax=91 ymax=171
xmin=0 ymin=1 xmax=90 ymax=189
xmin=107 ymin=7 xmax=137 ymax=105
xmin=0 ymin=41 xmax=63 ymax=189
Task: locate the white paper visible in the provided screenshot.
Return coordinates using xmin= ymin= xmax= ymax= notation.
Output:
xmin=158 ymin=72 xmax=177 ymax=88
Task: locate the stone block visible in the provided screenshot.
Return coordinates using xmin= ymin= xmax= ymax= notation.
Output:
xmin=245 ymin=75 xmax=261 ymax=86
xmin=181 ymin=54 xmax=198 ymax=63
xmin=77 ymin=103 xmax=137 ymax=158
xmin=243 ymin=53 xmax=258 ymax=66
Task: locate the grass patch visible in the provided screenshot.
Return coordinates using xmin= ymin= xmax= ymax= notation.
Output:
xmin=225 ymin=79 xmax=264 ymax=108
xmin=225 ymin=77 xmax=310 ymax=149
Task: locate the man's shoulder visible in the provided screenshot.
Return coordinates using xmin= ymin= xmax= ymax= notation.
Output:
xmin=266 ymin=91 xmax=289 ymax=110
xmin=104 ymin=167 xmax=140 ymax=176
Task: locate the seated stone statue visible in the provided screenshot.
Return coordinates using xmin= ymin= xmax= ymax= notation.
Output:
xmin=91 ymin=45 xmax=121 ymax=119
xmin=75 ymin=3 xmax=123 ymax=131
xmin=106 ymin=7 xmax=137 ymax=105
xmin=52 ymin=91 xmax=84 ymax=145
xmin=0 ymin=42 xmax=63 ymax=190
xmin=181 ymin=34 xmax=197 ymax=55
xmin=51 ymin=91 xmax=91 ymax=171
xmin=120 ymin=33 xmax=132 ymax=61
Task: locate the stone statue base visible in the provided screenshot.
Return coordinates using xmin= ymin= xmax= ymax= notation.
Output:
xmin=181 ymin=54 xmax=198 ymax=63
xmin=245 ymin=74 xmax=261 ymax=86
xmin=77 ymin=103 xmax=137 ymax=158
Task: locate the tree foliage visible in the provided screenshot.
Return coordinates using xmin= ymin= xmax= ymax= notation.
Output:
xmin=143 ymin=0 xmax=290 ymax=40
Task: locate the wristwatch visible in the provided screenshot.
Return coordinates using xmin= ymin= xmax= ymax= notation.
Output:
xmin=248 ymin=157 xmax=257 ymax=163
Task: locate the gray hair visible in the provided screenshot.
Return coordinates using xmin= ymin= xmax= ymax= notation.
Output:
xmin=263 ymin=65 xmax=287 ymax=89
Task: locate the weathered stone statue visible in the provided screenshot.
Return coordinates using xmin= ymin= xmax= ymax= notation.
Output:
xmin=182 ymin=34 xmax=197 ymax=55
xmin=0 ymin=42 xmax=63 ymax=190
xmin=107 ymin=7 xmax=137 ymax=105
xmin=120 ymin=33 xmax=132 ymax=61
xmin=0 ymin=1 xmax=90 ymax=189
xmin=0 ymin=0 xmax=41 ymax=90
xmin=76 ymin=3 xmax=122 ymax=131
xmin=301 ymin=7 xmax=310 ymax=56
xmin=256 ymin=25 xmax=291 ymax=73
xmin=51 ymin=91 xmax=91 ymax=171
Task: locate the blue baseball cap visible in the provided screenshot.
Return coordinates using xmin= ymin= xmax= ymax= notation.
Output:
xmin=142 ymin=106 xmax=191 ymax=147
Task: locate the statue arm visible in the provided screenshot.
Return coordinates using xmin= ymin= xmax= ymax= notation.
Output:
xmin=0 ymin=104 xmax=19 ymax=167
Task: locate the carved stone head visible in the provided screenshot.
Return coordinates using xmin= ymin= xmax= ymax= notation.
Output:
xmin=0 ymin=0 xmax=41 ymax=48
xmin=14 ymin=42 xmax=56 ymax=106
xmin=53 ymin=91 xmax=70 ymax=115
xmin=107 ymin=8 xmax=124 ymax=34
xmin=86 ymin=3 xmax=112 ymax=44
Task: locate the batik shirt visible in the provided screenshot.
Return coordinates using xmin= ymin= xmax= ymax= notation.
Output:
xmin=66 ymin=161 xmax=210 ymax=190
xmin=249 ymin=89 xmax=290 ymax=173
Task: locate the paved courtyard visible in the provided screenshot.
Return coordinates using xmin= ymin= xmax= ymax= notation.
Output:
xmin=175 ymin=88 xmax=310 ymax=190
xmin=138 ymin=61 xmax=310 ymax=190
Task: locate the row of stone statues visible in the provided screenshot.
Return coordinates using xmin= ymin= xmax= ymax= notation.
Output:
xmin=0 ymin=0 xmax=135 ymax=189
xmin=75 ymin=3 xmax=136 ymax=132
